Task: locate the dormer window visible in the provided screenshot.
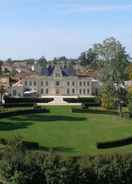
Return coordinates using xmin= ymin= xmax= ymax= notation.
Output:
xmin=56 ymin=73 xmax=60 ymax=77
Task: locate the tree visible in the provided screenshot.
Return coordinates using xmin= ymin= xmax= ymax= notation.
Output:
xmin=79 ymin=48 xmax=97 ymax=68
xmin=37 ymin=56 xmax=47 ymax=68
xmin=95 ymin=37 xmax=129 ymax=116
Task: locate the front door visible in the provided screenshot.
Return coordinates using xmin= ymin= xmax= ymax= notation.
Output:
xmin=56 ymin=89 xmax=60 ymax=95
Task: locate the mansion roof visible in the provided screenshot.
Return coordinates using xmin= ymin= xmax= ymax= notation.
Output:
xmin=40 ymin=65 xmax=97 ymax=78
xmin=41 ymin=65 xmax=75 ymax=77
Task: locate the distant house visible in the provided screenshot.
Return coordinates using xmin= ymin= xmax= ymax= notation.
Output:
xmin=1 ymin=64 xmax=13 ymax=73
xmin=125 ymin=80 xmax=132 ymax=88
xmin=9 ymin=64 xmax=100 ymax=97
xmin=0 ymin=76 xmax=10 ymax=90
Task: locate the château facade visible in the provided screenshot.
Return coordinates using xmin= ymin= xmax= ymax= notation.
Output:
xmin=10 ymin=64 xmax=100 ymax=97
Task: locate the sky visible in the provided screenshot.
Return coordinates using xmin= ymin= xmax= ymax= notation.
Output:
xmin=0 ymin=0 xmax=132 ymax=60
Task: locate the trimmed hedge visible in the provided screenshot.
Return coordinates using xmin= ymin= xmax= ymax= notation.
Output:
xmin=0 ymin=108 xmax=49 ymax=118
xmin=97 ymin=136 xmax=132 ymax=149
xmin=63 ymin=97 xmax=100 ymax=106
xmin=4 ymin=96 xmax=54 ymax=103
xmin=63 ymin=98 xmax=79 ymax=103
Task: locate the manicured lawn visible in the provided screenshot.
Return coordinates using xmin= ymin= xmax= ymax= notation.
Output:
xmin=0 ymin=106 xmax=132 ymax=155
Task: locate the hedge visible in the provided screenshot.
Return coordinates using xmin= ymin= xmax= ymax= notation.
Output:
xmin=4 ymin=96 xmax=54 ymax=104
xmin=97 ymin=136 xmax=132 ymax=149
xmin=0 ymin=108 xmax=49 ymax=118
xmin=63 ymin=97 xmax=100 ymax=106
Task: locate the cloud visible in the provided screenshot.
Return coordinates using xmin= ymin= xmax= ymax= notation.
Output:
xmin=58 ymin=3 xmax=132 ymax=14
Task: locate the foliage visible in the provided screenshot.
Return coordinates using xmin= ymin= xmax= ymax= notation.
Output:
xmin=101 ymin=84 xmax=115 ymax=109
xmin=79 ymin=48 xmax=98 ymax=68
xmin=1 ymin=143 xmax=132 ymax=184
xmin=94 ymin=37 xmax=129 ymax=116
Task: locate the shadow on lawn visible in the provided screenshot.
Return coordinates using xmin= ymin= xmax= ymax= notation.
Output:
xmin=39 ymin=145 xmax=76 ymax=154
xmin=0 ymin=121 xmax=32 ymax=131
xmin=72 ymin=108 xmax=118 ymax=115
xmin=10 ymin=114 xmax=86 ymax=122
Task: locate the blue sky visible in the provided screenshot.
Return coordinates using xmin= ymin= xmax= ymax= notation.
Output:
xmin=0 ymin=0 xmax=132 ymax=60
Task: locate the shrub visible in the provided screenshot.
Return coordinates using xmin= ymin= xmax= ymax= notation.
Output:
xmin=1 ymin=150 xmax=132 ymax=184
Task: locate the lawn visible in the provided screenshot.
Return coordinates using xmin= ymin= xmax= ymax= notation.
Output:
xmin=0 ymin=106 xmax=132 ymax=155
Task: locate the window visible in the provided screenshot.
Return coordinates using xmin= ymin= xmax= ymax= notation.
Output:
xmin=87 ymin=82 xmax=89 ymax=86
xmin=72 ymin=89 xmax=75 ymax=94
xmin=87 ymin=89 xmax=89 ymax=94
xmin=56 ymin=89 xmax=59 ymax=95
xmin=46 ymin=88 xmax=48 ymax=94
xmin=13 ymin=89 xmax=16 ymax=96
xmin=72 ymin=82 xmax=75 ymax=86
xmin=41 ymin=81 xmax=43 ymax=86
xmin=67 ymin=81 xmax=70 ymax=86
xmin=83 ymin=81 xmax=86 ymax=86
xmin=83 ymin=89 xmax=86 ymax=95
xmin=41 ymin=88 xmax=44 ymax=94
xmin=56 ymin=73 xmax=60 ymax=77
xmin=79 ymin=81 xmax=82 ymax=86
xmin=25 ymin=81 xmax=27 ymax=86
xmin=56 ymin=81 xmax=60 ymax=86
xmin=67 ymin=89 xmax=70 ymax=94
xmin=79 ymin=89 xmax=82 ymax=94
xmin=29 ymin=81 xmax=32 ymax=86
xmin=34 ymin=81 xmax=36 ymax=86
xmin=45 ymin=81 xmax=48 ymax=86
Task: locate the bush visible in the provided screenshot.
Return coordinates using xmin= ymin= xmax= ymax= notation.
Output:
xmin=1 ymin=148 xmax=132 ymax=184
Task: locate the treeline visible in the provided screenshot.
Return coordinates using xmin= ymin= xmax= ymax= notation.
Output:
xmin=1 ymin=141 xmax=132 ymax=183
xmin=1 ymin=37 xmax=132 ymax=71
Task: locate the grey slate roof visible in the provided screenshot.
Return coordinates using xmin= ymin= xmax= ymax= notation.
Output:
xmin=41 ymin=65 xmax=75 ymax=77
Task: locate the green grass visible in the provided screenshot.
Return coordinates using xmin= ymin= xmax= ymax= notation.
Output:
xmin=0 ymin=106 xmax=132 ymax=155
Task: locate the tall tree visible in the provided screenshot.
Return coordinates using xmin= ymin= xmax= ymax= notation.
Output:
xmin=95 ymin=37 xmax=129 ymax=116
xmin=79 ymin=48 xmax=97 ymax=67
